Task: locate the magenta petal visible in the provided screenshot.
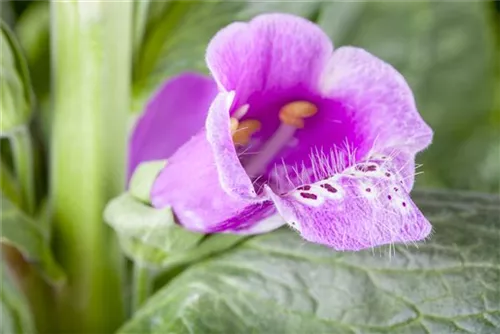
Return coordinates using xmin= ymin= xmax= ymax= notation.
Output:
xmin=320 ymin=47 xmax=433 ymax=154
xmin=151 ymin=92 xmax=281 ymax=234
xmin=206 ymin=13 xmax=333 ymax=103
xmin=205 ymin=91 xmax=257 ymax=199
xmin=267 ymin=157 xmax=431 ymax=251
xmin=128 ymin=73 xmax=218 ymax=179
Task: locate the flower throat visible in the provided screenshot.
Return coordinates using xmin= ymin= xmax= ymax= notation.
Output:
xmin=230 ymin=101 xmax=318 ymax=177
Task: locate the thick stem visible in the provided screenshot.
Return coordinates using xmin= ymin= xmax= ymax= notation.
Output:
xmin=9 ymin=126 xmax=35 ymax=214
xmin=131 ymin=263 xmax=153 ymax=314
xmin=50 ymin=1 xmax=132 ymax=332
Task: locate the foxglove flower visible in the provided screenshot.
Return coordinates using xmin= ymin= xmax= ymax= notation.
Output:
xmin=129 ymin=14 xmax=433 ymax=251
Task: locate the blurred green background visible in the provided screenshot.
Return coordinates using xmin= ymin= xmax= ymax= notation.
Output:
xmin=3 ymin=0 xmax=499 ymax=194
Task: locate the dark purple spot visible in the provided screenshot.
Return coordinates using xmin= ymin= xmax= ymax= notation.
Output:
xmin=321 ymin=184 xmax=338 ymax=193
xmin=394 ymin=187 xmax=399 ymax=192
xmin=300 ymin=192 xmax=317 ymax=200
xmin=385 ymin=172 xmax=391 ymax=177
xmin=355 ymin=164 xmax=377 ymax=172
xmin=402 ymin=202 xmax=407 ymax=207
xmin=365 ymin=188 xmax=371 ymax=192
xmin=387 ymin=195 xmax=392 ymax=200
xmin=297 ymin=185 xmax=311 ymax=191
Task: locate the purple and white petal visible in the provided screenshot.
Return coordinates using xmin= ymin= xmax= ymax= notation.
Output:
xmin=267 ymin=157 xmax=431 ymax=251
xmin=319 ymin=46 xmax=433 ymax=155
xmin=206 ymin=13 xmax=333 ymax=105
xmin=128 ymin=73 xmax=218 ymax=179
xmin=205 ymin=91 xmax=258 ymax=199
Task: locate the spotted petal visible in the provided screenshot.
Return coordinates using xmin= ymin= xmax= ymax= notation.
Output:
xmin=267 ymin=157 xmax=431 ymax=251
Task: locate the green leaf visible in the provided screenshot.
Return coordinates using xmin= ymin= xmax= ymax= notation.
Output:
xmin=0 ymin=20 xmax=34 ymax=135
xmin=15 ymin=1 xmax=51 ymax=99
xmin=0 ymin=1 xmax=15 ymax=27
xmin=132 ymin=0 xmax=151 ymax=60
xmin=129 ymin=160 xmax=167 ymax=204
xmin=105 ymin=193 xmax=247 ymax=272
xmin=0 ymin=260 xmax=36 ymax=334
xmin=119 ymin=190 xmax=500 ymax=333
xmin=0 ymin=194 xmax=65 ymax=285
xmin=0 ymin=158 xmax=21 ymax=207
xmin=318 ymin=1 xmax=499 ymax=192
xmin=132 ymin=1 xmax=322 ymax=112
xmin=104 ymin=193 xmax=204 ymax=267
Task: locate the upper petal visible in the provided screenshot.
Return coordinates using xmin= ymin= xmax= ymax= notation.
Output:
xmin=206 ymin=13 xmax=333 ymax=104
xmin=320 ymin=47 xmax=433 ymax=154
xmin=128 ymin=73 xmax=218 ymax=179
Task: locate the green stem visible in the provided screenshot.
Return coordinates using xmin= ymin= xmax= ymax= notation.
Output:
xmin=8 ymin=126 xmax=35 ymax=214
xmin=131 ymin=263 xmax=153 ymax=313
xmin=50 ymin=1 xmax=132 ymax=332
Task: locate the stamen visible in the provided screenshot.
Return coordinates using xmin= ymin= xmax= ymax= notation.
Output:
xmin=230 ymin=117 xmax=239 ymax=134
xmin=232 ymin=119 xmax=261 ymax=145
xmin=279 ymin=101 xmax=318 ymax=128
xmin=245 ymin=101 xmax=318 ymax=177
xmin=232 ymin=104 xmax=250 ymax=120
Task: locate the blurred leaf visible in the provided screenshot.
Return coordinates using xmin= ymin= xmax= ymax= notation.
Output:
xmin=0 ymin=260 xmax=36 ymax=334
xmin=318 ymin=1 xmax=499 ymax=192
xmin=15 ymin=1 xmax=52 ymax=149
xmin=132 ymin=1 xmax=321 ymax=112
xmin=105 ymin=192 xmax=246 ymax=271
xmin=129 ymin=160 xmax=167 ymax=204
xmin=132 ymin=0 xmax=150 ymax=60
xmin=0 ymin=194 xmax=65 ymax=285
xmin=0 ymin=1 xmax=15 ymax=27
xmin=9 ymin=0 xmax=32 ymax=19
xmin=104 ymin=193 xmax=204 ymax=268
xmin=0 ymin=158 xmax=21 ymax=206
xmin=15 ymin=1 xmax=50 ymax=98
xmin=119 ymin=190 xmax=500 ymax=334
xmin=0 ymin=20 xmax=34 ymax=136
xmin=155 ymin=233 xmax=246 ymax=275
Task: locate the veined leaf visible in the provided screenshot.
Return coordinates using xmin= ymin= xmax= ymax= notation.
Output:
xmin=119 ymin=190 xmax=500 ymax=334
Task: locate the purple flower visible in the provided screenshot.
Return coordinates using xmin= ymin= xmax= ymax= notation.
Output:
xmin=129 ymin=14 xmax=433 ymax=251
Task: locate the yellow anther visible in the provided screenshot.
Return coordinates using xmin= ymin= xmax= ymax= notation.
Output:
xmin=279 ymin=101 xmax=318 ymax=128
xmin=230 ymin=117 xmax=239 ymax=134
xmin=232 ymin=119 xmax=261 ymax=146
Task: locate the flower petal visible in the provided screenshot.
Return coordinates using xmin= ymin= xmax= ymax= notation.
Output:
xmin=151 ymin=92 xmax=281 ymax=234
xmin=320 ymin=47 xmax=433 ymax=154
xmin=128 ymin=73 xmax=218 ymax=179
xmin=205 ymin=91 xmax=257 ymax=199
xmin=206 ymin=13 xmax=333 ymax=104
xmin=267 ymin=157 xmax=431 ymax=251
